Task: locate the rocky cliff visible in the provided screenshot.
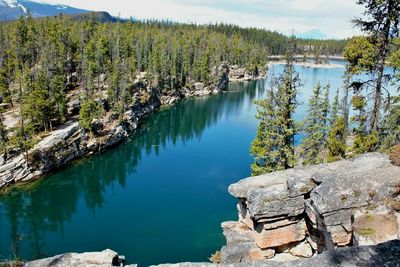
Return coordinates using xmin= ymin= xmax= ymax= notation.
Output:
xmin=220 ymin=153 xmax=400 ymax=263
xmin=0 ymin=64 xmax=266 ymax=191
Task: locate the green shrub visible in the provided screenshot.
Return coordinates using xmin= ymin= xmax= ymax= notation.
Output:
xmin=79 ymin=100 xmax=101 ymax=130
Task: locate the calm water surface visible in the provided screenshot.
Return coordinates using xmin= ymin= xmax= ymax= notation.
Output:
xmin=0 ymin=61 xmax=365 ymax=266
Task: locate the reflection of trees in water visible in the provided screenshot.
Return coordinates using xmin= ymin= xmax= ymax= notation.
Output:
xmin=0 ymin=80 xmax=265 ymax=261
xmin=139 ymin=80 xmax=265 ymax=156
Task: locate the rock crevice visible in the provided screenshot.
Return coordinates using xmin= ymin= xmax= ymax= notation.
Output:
xmin=221 ymin=153 xmax=400 ymax=263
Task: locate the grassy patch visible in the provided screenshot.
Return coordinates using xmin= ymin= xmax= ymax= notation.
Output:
xmin=366 ymin=204 xmax=378 ymax=210
xmin=209 ymin=251 xmax=221 ymax=264
xmin=368 ymin=190 xmax=377 ymax=199
xmin=356 ymin=227 xmax=375 ymax=236
xmin=364 ymin=214 xmax=374 ymax=222
xmin=353 ymin=190 xmax=362 ymax=198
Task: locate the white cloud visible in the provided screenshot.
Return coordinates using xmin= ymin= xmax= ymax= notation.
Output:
xmin=33 ymin=0 xmax=364 ymax=38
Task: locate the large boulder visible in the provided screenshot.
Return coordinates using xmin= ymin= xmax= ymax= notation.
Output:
xmin=222 ymin=153 xmax=400 ymax=263
xmin=23 ymin=249 xmax=127 ymax=267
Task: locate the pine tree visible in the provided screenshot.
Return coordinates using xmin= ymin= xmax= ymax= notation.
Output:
xmin=79 ymin=99 xmax=101 ymax=131
xmin=380 ymin=96 xmax=400 ymax=149
xmin=331 ymin=88 xmax=340 ymax=124
xmin=250 ymin=39 xmax=300 ymax=175
xmin=250 ymin=87 xmax=279 ymax=175
xmin=326 ymin=88 xmax=347 ymax=161
xmin=351 ymin=0 xmax=400 ymax=131
xmin=351 ymin=93 xmax=378 ymax=153
xmin=300 ymin=83 xmax=330 ymax=165
xmin=341 ymin=70 xmax=352 ymax=130
xmin=23 ymin=71 xmax=53 ymax=132
xmin=0 ymin=106 xmax=8 ymax=162
xmin=327 ymin=117 xmax=347 ymax=161
xmin=50 ymin=74 xmax=67 ymax=124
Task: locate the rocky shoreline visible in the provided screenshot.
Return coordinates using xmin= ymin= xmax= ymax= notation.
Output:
xmin=0 ymin=64 xmax=266 ymax=191
xmin=268 ymin=61 xmax=344 ymax=69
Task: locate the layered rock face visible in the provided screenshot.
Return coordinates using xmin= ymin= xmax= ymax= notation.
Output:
xmin=228 ymin=65 xmax=267 ymax=82
xmin=221 ymin=153 xmax=400 ymax=263
xmin=0 ymin=92 xmax=161 ymax=187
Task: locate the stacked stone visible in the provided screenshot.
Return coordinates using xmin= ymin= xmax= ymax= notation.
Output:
xmin=307 ymin=153 xmax=400 ymax=249
xmin=220 ymin=153 xmax=400 ymax=264
xmin=221 ymin=168 xmax=318 ymax=263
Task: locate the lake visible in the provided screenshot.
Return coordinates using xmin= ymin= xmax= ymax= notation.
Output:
xmin=0 ymin=60 xmax=373 ymax=266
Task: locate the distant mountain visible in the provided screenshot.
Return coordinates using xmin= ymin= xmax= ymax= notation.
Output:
xmin=296 ymin=29 xmax=330 ymax=40
xmin=69 ymin=11 xmax=125 ymax=23
xmin=0 ymin=0 xmax=122 ymax=21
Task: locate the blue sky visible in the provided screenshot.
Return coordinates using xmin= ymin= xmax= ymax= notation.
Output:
xmin=39 ymin=0 xmax=363 ymax=38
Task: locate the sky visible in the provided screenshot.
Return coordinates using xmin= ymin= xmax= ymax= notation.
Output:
xmin=37 ymin=0 xmax=364 ymax=39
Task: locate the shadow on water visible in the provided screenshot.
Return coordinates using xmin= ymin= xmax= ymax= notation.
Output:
xmin=0 ymin=80 xmax=265 ymax=265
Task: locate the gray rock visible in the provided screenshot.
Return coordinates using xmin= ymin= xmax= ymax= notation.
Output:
xmin=91 ymin=119 xmax=104 ymax=135
xmin=152 ymin=240 xmax=400 ymax=266
xmin=37 ymin=122 xmax=80 ymax=150
xmin=193 ymin=82 xmax=205 ymax=91
xmin=289 ymin=241 xmax=313 ymax=258
xmin=228 ymin=171 xmax=287 ymax=199
xmin=286 ymin=168 xmax=317 ymax=198
xmin=68 ymin=98 xmax=81 ymax=115
xmin=248 ymin=188 xmax=304 ymax=220
xmin=19 ymin=240 xmax=400 ymax=267
xmin=224 ymin=153 xmax=400 ymax=261
xmin=23 ymin=249 xmax=121 ymax=267
xmin=311 ymin=165 xmax=400 ymax=214
xmin=222 ymin=221 xmax=254 ymax=245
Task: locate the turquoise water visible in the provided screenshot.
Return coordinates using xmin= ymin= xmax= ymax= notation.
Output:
xmin=0 ymin=61 xmax=379 ymax=266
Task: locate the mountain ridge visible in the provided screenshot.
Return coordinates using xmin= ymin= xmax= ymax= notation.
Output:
xmin=0 ymin=0 xmax=121 ymax=21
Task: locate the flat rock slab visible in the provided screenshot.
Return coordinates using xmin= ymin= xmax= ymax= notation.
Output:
xmin=311 ymin=165 xmax=400 ymax=215
xmin=23 ymin=249 xmax=120 ymax=267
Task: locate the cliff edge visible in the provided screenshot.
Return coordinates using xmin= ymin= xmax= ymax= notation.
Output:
xmin=221 ymin=153 xmax=400 ymax=263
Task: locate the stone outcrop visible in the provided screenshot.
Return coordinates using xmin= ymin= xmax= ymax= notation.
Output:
xmin=0 ymin=63 xmax=265 ymax=191
xmin=0 ymin=92 xmax=160 ymax=186
xmin=16 ymin=239 xmax=400 ymax=266
xmin=155 ymin=239 xmax=400 ymax=266
xmin=228 ymin=65 xmax=266 ymax=82
xmin=220 ymin=153 xmax=400 ymax=263
xmin=23 ymin=249 xmax=129 ymax=267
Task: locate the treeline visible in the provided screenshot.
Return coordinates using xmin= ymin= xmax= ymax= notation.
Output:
xmin=0 ymin=15 xmax=348 ymax=162
xmin=297 ymin=39 xmax=348 ymax=56
xmin=251 ymin=0 xmax=400 ymax=175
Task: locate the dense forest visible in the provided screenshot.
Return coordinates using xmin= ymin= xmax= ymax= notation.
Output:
xmin=0 ymin=14 xmax=347 ymax=162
